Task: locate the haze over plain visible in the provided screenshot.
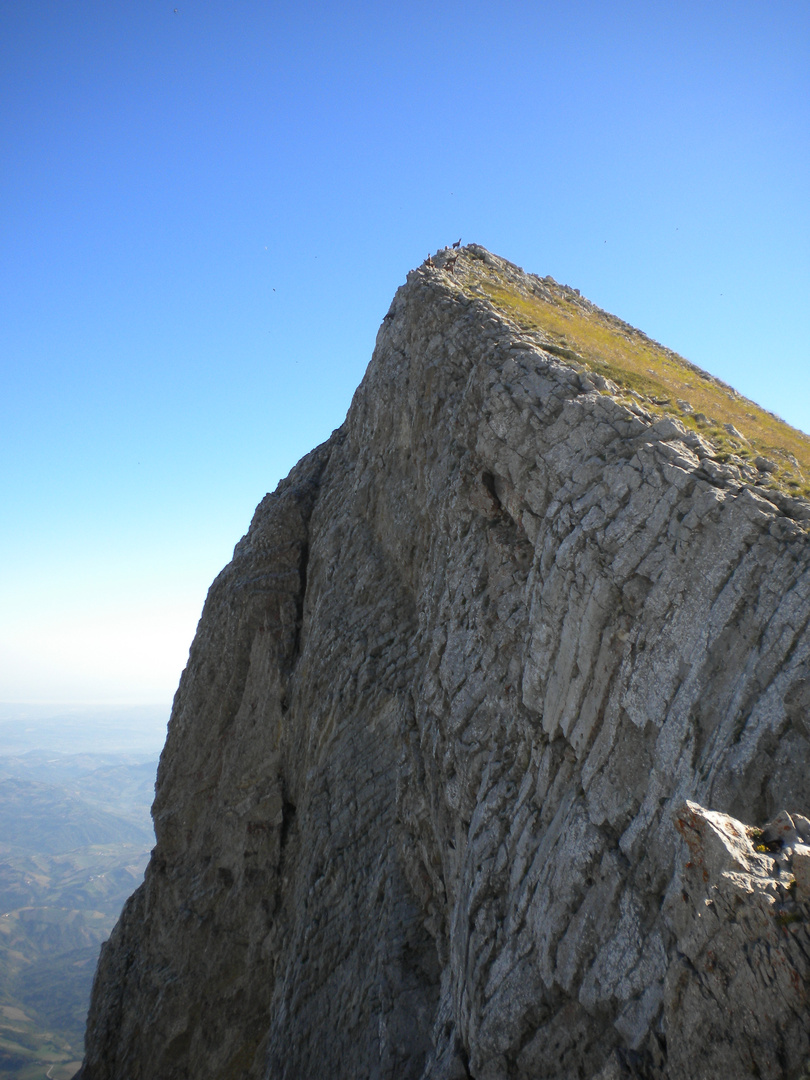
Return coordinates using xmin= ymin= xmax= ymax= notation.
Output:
xmin=2 ymin=0 xmax=807 ymax=705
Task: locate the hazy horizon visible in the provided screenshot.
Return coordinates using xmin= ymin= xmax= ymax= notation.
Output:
xmin=0 ymin=702 xmax=170 ymax=755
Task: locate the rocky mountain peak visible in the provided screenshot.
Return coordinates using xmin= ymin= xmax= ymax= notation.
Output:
xmin=78 ymin=247 xmax=810 ymax=1080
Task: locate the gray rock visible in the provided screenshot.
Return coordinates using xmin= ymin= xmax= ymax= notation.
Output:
xmin=756 ymin=454 xmax=779 ymax=473
xmin=78 ymin=248 xmax=810 ymax=1080
xmin=794 ymin=846 xmax=810 ymax=895
xmin=724 ymin=422 xmax=747 ymax=440
xmin=664 ymin=801 xmax=810 ymax=1080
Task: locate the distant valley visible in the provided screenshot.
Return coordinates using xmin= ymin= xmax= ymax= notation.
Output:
xmin=0 ymin=705 xmax=165 ymax=1079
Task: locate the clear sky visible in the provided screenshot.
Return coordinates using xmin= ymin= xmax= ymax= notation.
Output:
xmin=2 ymin=0 xmax=808 ymax=705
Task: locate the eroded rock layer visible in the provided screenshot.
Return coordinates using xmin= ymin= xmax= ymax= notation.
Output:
xmin=80 ymin=248 xmax=810 ymax=1080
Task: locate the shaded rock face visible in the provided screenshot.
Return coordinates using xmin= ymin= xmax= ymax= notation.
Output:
xmin=79 ymin=249 xmax=810 ymax=1080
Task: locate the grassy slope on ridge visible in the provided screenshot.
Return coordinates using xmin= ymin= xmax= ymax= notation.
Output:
xmin=435 ymin=245 xmax=810 ymax=504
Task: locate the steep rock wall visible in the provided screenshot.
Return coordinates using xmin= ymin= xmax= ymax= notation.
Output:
xmin=80 ymin=248 xmax=810 ymax=1080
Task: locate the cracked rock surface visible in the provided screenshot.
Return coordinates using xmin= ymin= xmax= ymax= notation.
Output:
xmin=79 ymin=249 xmax=810 ymax=1079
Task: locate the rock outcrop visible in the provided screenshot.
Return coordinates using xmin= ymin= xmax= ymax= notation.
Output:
xmin=79 ymin=248 xmax=810 ymax=1079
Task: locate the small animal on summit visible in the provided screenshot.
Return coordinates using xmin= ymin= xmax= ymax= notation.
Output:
xmin=452 ymin=238 xmax=461 ymax=249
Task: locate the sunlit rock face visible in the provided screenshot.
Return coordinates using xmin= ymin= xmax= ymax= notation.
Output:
xmin=79 ymin=248 xmax=810 ymax=1080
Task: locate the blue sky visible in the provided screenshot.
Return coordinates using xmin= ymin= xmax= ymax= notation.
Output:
xmin=2 ymin=0 xmax=808 ymax=704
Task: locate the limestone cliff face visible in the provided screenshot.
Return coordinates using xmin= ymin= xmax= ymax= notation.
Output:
xmin=79 ymin=248 xmax=810 ymax=1080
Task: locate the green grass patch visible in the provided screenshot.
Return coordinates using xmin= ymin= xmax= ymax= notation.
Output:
xmin=457 ymin=256 xmax=810 ymax=500
xmin=776 ymin=911 xmax=802 ymax=927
